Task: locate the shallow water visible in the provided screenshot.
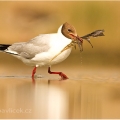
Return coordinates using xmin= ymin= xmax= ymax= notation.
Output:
xmin=0 ymin=68 xmax=120 ymax=119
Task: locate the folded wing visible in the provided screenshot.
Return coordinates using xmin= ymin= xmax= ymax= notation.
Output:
xmin=4 ymin=34 xmax=51 ymax=59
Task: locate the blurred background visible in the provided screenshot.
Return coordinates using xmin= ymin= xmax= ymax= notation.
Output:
xmin=0 ymin=1 xmax=120 ymax=71
xmin=0 ymin=1 xmax=120 ymax=119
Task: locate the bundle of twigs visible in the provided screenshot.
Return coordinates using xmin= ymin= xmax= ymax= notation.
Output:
xmin=74 ymin=29 xmax=105 ymax=52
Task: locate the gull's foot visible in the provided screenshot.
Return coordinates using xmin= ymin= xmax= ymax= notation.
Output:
xmin=48 ymin=67 xmax=68 ymax=81
xmin=59 ymin=72 xmax=69 ymax=80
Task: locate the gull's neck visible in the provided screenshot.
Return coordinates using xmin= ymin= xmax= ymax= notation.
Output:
xmin=57 ymin=25 xmax=63 ymax=34
xmin=57 ymin=25 xmax=68 ymax=40
xmin=57 ymin=25 xmax=72 ymax=42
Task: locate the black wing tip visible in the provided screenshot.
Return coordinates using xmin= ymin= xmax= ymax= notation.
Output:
xmin=0 ymin=44 xmax=11 ymax=51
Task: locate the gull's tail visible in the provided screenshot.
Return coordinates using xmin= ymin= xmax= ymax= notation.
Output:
xmin=0 ymin=44 xmax=11 ymax=51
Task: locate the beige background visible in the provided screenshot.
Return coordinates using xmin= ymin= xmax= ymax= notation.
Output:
xmin=0 ymin=2 xmax=120 ymax=119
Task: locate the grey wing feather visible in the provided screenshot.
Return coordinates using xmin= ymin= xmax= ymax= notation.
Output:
xmin=8 ymin=34 xmax=50 ymax=59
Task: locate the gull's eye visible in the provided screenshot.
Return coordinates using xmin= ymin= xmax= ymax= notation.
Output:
xmin=68 ymin=29 xmax=72 ymax=32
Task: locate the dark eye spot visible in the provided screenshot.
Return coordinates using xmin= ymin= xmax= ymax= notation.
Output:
xmin=68 ymin=29 xmax=72 ymax=32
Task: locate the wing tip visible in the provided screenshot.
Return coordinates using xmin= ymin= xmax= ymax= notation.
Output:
xmin=0 ymin=44 xmax=11 ymax=51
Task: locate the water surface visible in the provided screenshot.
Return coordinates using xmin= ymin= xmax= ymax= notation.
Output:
xmin=0 ymin=68 xmax=120 ymax=119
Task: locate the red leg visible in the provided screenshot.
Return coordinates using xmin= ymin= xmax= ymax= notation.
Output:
xmin=32 ymin=66 xmax=37 ymax=78
xmin=48 ymin=67 xmax=68 ymax=80
xmin=32 ymin=67 xmax=37 ymax=84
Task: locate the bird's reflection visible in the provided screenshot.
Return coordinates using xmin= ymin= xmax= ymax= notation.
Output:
xmin=32 ymin=77 xmax=35 ymax=85
xmin=1 ymin=74 xmax=120 ymax=119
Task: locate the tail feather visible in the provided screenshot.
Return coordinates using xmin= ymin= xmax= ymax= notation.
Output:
xmin=0 ymin=44 xmax=11 ymax=51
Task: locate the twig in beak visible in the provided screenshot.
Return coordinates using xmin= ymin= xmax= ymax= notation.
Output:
xmin=76 ymin=36 xmax=83 ymax=52
xmin=80 ymin=29 xmax=105 ymax=48
xmin=87 ymin=40 xmax=93 ymax=48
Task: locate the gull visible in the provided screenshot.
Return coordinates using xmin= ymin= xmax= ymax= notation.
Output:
xmin=0 ymin=22 xmax=105 ymax=81
xmin=0 ymin=22 xmax=83 ymax=81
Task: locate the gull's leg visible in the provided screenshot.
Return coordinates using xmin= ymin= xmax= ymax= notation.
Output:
xmin=32 ymin=66 xmax=37 ymax=78
xmin=31 ymin=66 xmax=38 ymax=84
xmin=48 ymin=67 xmax=68 ymax=80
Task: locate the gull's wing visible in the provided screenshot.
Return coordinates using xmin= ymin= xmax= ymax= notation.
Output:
xmin=6 ymin=34 xmax=51 ymax=59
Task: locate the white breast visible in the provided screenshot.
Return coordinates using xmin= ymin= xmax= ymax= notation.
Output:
xmin=31 ymin=33 xmax=72 ymax=66
xmin=48 ymin=34 xmax=72 ymax=65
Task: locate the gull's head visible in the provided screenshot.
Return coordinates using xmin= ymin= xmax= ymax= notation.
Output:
xmin=58 ymin=22 xmax=83 ymax=51
xmin=61 ymin=22 xmax=77 ymax=39
xmin=61 ymin=22 xmax=83 ymax=41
